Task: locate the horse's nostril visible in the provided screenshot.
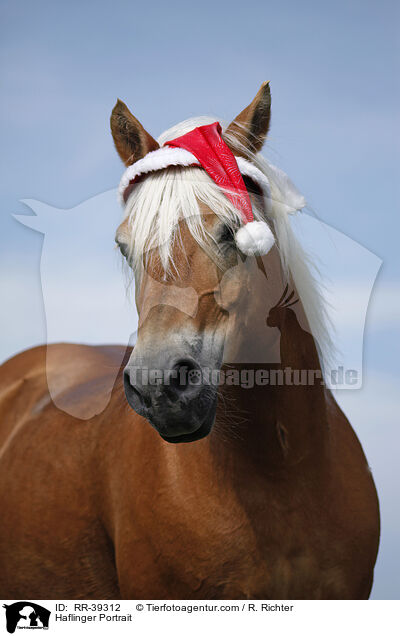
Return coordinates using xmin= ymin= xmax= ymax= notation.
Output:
xmin=167 ymin=358 xmax=202 ymax=396
xmin=123 ymin=368 xmax=133 ymax=390
xmin=123 ymin=368 xmax=148 ymax=413
xmin=173 ymin=358 xmax=199 ymax=373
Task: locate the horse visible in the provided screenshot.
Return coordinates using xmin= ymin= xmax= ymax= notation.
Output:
xmin=0 ymin=83 xmax=379 ymax=599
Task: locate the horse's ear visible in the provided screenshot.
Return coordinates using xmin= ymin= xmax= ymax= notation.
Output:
xmin=110 ymin=99 xmax=159 ymax=166
xmin=224 ymin=82 xmax=271 ymax=157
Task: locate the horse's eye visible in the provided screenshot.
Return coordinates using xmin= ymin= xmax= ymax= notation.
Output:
xmin=117 ymin=241 xmax=129 ymax=259
xmin=219 ymin=224 xmax=235 ymax=244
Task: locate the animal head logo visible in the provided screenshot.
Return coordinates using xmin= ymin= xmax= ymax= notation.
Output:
xmin=3 ymin=602 xmax=50 ymax=633
xmin=266 ymin=284 xmax=299 ymax=328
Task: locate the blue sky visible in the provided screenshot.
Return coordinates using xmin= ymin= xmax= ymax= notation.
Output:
xmin=1 ymin=0 xmax=399 ymax=598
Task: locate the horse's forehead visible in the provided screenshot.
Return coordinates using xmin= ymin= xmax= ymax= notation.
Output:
xmin=177 ymin=207 xmax=218 ymax=249
xmin=147 ymin=221 xmax=219 ymax=287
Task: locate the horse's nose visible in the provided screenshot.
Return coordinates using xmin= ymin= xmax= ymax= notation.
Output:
xmin=123 ymin=358 xmax=203 ymax=415
xmin=123 ymin=356 xmax=217 ymax=441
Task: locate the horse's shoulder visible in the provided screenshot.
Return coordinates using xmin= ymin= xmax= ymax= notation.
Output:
xmin=0 ymin=342 xmax=130 ymax=389
xmin=45 ymin=342 xmax=130 ymax=369
xmin=0 ymin=344 xmax=132 ymax=445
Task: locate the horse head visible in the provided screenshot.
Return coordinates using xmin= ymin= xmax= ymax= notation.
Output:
xmin=110 ymin=85 xmax=316 ymax=443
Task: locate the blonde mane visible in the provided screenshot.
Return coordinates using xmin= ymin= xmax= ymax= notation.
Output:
xmin=123 ymin=116 xmax=333 ymax=370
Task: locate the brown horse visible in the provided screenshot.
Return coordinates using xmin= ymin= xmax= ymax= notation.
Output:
xmin=0 ymin=84 xmax=379 ymax=599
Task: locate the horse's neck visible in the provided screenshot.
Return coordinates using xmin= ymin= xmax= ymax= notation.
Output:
xmin=214 ymin=297 xmax=329 ymax=472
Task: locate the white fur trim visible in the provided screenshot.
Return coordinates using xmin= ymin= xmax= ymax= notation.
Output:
xmin=235 ymin=221 xmax=275 ymax=256
xmin=118 ymin=148 xmax=198 ymax=203
xmin=236 ymin=157 xmax=271 ymax=202
xmin=118 ymin=147 xmax=273 ymax=205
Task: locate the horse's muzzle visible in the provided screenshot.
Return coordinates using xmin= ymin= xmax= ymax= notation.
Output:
xmin=123 ymin=357 xmax=217 ymax=443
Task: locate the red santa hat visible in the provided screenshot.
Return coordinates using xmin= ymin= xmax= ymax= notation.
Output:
xmin=119 ymin=122 xmax=279 ymax=255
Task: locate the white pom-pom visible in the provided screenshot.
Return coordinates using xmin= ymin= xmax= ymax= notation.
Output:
xmin=235 ymin=221 xmax=275 ymax=256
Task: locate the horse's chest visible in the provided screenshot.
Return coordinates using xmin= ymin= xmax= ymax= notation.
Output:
xmin=160 ymin=525 xmax=334 ymax=599
xmin=121 ymin=488 xmax=346 ymax=599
